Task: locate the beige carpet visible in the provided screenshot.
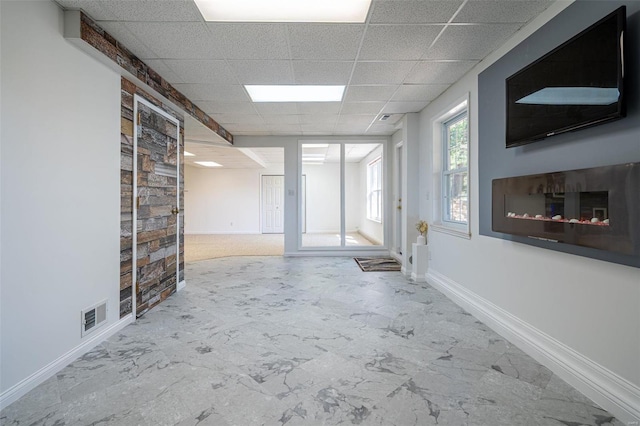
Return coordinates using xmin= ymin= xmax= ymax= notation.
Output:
xmin=185 ymin=234 xmax=284 ymax=262
xmin=185 ymin=232 xmax=379 ymax=262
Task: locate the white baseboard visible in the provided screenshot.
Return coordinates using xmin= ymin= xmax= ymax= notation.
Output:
xmin=0 ymin=314 xmax=134 ymax=411
xmin=426 ymin=270 xmax=640 ymax=425
xmin=177 ymin=280 xmax=186 ymax=292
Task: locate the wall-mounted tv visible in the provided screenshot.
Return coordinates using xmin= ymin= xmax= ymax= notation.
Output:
xmin=506 ymin=6 xmax=626 ymax=148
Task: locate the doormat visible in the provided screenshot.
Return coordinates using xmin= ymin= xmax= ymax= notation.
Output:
xmin=354 ymin=257 xmax=401 ymax=272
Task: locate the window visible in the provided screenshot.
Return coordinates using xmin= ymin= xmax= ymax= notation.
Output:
xmin=367 ymin=157 xmax=382 ymax=222
xmin=442 ymin=110 xmax=468 ymax=224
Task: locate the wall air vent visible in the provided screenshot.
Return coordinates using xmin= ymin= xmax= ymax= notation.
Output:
xmin=81 ymin=300 xmax=107 ymax=337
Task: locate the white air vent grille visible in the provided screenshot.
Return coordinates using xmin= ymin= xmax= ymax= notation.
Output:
xmin=81 ymin=300 xmax=107 ymax=337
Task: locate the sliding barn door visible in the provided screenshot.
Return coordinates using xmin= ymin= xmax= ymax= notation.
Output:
xmin=133 ymin=96 xmax=181 ymax=316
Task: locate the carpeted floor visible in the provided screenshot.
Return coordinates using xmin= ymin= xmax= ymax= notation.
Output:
xmin=185 ymin=232 xmax=380 ymax=262
xmin=185 ymin=234 xmax=284 ymax=262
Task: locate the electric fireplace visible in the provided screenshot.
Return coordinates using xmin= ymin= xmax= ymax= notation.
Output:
xmin=492 ymin=163 xmax=639 ymax=256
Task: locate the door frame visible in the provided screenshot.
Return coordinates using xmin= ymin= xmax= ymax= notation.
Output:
xmin=394 ymin=141 xmax=404 ymax=257
xmin=298 ymin=141 xmax=387 ymax=251
xmin=132 ymin=95 xmax=182 ymax=318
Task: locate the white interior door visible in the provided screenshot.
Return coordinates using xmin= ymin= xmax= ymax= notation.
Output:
xmin=262 ymin=175 xmax=284 ymax=233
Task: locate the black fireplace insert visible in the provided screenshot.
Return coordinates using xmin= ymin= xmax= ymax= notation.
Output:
xmin=492 ymin=163 xmax=639 ymax=256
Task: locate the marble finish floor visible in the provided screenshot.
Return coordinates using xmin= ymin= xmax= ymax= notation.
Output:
xmin=1 ymin=257 xmax=621 ymax=425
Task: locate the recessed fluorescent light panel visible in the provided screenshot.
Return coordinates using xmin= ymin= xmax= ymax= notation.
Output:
xmin=246 ymin=85 xmax=345 ymax=103
xmin=195 ymin=161 xmax=222 ymax=167
xmin=194 ymin=0 xmax=371 ymax=23
xmin=184 ymin=151 xmax=195 ymax=157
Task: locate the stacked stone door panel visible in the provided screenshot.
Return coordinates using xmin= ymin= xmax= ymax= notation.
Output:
xmin=120 ymin=78 xmax=184 ymax=318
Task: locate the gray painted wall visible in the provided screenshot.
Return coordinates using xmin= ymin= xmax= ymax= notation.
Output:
xmin=478 ymin=0 xmax=640 ymax=267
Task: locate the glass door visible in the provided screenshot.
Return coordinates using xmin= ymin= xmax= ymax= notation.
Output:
xmin=301 ymin=143 xmax=341 ymax=247
xmin=300 ymin=141 xmax=384 ymax=249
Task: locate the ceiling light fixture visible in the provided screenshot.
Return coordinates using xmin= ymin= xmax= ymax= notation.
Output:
xmin=245 ymin=85 xmax=345 ymax=103
xmin=195 ymin=161 xmax=223 ymax=167
xmin=184 ymin=151 xmax=195 ymax=156
xmin=194 ymin=0 xmax=371 ymax=23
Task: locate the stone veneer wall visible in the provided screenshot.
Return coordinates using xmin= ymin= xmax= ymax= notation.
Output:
xmin=119 ymin=77 xmax=185 ymax=318
xmin=78 ymin=11 xmax=232 ymax=144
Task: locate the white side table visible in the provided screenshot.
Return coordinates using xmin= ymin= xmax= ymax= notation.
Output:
xmin=411 ymin=243 xmax=429 ymax=282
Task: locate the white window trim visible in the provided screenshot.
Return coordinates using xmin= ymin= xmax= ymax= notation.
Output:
xmin=367 ymin=156 xmax=382 ymax=223
xmin=431 ymin=93 xmax=471 ymax=239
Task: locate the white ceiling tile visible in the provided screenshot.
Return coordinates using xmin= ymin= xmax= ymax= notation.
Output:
xmin=454 ymin=1 xmax=553 ymax=24
xmin=344 ymin=85 xmax=398 ymax=102
xmin=391 ymin=84 xmax=449 ymax=101
xmin=172 ymin=84 xmax=250 ymax=102
xmin=351 ymin=62 xmax=417 ymax=85
xmin=163 ymin=60 xmax=236 ymax=84
xmin=337 ymin=115 xmax=377 ymax=126
xmin=198 ymin=102 xmax=257 ymax=115
xmin=405 ymin=60 xmax=477 ymax=84
xmin=261 ymin=115 xmax=300 ymax=125
xmin=125 ymin=22 xmax=222 ymax=59
xmin=292 ymin=61 xmax=354 ymax=85
xmin=214 ymin=114 xmax=264 ymax=124
xmin=63 ymin=0 xmax=553 ymax=138
xmin=370 ymin=0 xmax=463 ymax=24
xmin=296 ymin=103 xmax=342 ymax=115
xmin=263 ymin=124 xmax=302 ymax=134
xmin=299 ymin=114 xmax=338 ymax=124
xmin=423 ymin=23 xmax=522 ymax=60
xmin=359 ymin=25 xmax=443 ymax=60
xmin=56 ymin=1 xmax=116 ymax=20
xmin=382 ymin=101 xmax=429 ymax=114
xmin=253 ymin=103 xmax=299 ymax=115
xmin=100 ymin=0 xmax=202 ymax=22
xmin=300 ymin=123 xmax=335 ymax=134
xmin=288 ymin=24 xmax=365 ymax=60
xmin=341 ymin=102 xmax=386 ymax=115
xmin=97 ymin=22 xmax=157 ymax=59
xmin=334 ymin=124 xmax=370 ymax=134
xmin=228 ymin=60 xmax=294 ymax=85
xmin=207 ymin=23 xmax=290 ymax=60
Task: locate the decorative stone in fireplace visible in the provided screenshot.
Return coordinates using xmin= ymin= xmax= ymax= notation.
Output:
xmin=492 ymin=162 xmax=639 ymax=260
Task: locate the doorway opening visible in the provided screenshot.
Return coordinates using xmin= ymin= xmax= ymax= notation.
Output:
xmin=183 ymin=145 xmax=285 ymax=260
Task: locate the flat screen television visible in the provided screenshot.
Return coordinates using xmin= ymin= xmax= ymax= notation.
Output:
xmin=506 ymin=6 xmax=626 ymax=148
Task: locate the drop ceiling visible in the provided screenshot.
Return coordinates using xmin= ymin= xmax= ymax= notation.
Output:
xmin=55 ymin=0 xmax=554 ymax=137
xmin=185 ymin=144 xmax=284 ymax=168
